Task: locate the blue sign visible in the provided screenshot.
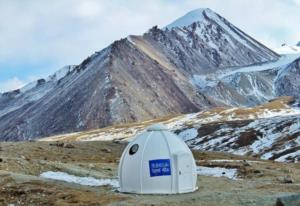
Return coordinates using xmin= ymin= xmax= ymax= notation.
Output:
xmin=149 ymin=159 xmax=171 ymax=177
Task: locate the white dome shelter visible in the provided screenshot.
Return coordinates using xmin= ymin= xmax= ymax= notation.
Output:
xmin=118 ymin=124 xmax=197 ymax=194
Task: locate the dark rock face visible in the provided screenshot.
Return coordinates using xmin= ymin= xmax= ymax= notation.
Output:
xmin=0 ymin=9 xmax=280 ymax=141
xmin=205 ymin=69 xmax=278 ymax=107
xmin=0 ymin=41 xmax=214 ymax=141
xmin=275 ymin=58 xmax=300 ymax=99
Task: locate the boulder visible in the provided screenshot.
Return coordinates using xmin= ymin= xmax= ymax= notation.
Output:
xmin=276 ymin=194 xmax=300 ymax=206
xmin=101 ymin=148 xmax=112 ymax=153
xmin=63 ymin=143 xmax=75 ymax=149
xmin=278 ymin=176 xmax=294 ymax=184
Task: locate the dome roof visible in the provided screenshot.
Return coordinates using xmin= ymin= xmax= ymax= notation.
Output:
xmin=118 ymin=124 xmax=197 ymax=194
xmin=146 ymin=123 xmax=168 ymax=131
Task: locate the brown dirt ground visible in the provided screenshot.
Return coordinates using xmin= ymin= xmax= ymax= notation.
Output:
xmin=0 ymin=141 xmax=299 ymax=206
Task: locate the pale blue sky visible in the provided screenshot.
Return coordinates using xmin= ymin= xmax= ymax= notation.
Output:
xmin=0 ymin=0 xmax=300 ymax=92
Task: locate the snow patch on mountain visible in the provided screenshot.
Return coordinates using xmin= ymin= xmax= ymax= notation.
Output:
xmin=47 ymin=65 xmax=76 ymax=82
xmin=165 ymin=8 xmax=211 ymax=29
xmin=4 ymin=65 xmax=76 ymax=95
xmin=126 ymin=35 xmax=136 ymax=45
xmin=219 ymin=54 xmax=300 ymax=79
xmin=20 ymin=81 xmax=37 ymax=93
xmin=190 ymin=75 xmax=218 ymax=89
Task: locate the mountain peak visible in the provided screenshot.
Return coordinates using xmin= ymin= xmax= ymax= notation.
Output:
xmin=297 ymin=41 xmax=300 ymax=46
xmin=165 ymin=8 xmax=216 ymax=29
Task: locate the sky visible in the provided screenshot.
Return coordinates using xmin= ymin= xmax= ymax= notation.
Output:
xmin=0 ymin=0 xmax=300 ymax=92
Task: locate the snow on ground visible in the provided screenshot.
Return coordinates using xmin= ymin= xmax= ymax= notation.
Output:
xmin=178 ymin=128 xmax=198 ymax=141
xmin=84 ymin=128 xmax=140 ymax=141
xmin=276 ymin=150 xmax=300 ymax=163
xmin=189 ymin=114 xmax=300 ymax=162
xmin=198 ymin=159 xmax=262 ymax=163
xmin=40 ymin=171 xmax=119 ymax=188
xmin=197 ymin=166 xmax=238 ymax=180
xmin=47 ymin=65 xmax=76 ymax=82
xmin=258 ymin=108 xmax=300 ymax=119
xmin=165 ymin=113 xmax=199 ymax=130
xmin=167 ymin=106 xmax=300 ymax=135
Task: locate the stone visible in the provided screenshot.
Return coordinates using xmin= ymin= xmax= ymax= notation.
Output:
xmin=101 ymin=148 xmax=112 ymax=153
xmin=112 ymin=139 xmax=121 ymax=144
xmin=21 ymin=155 xmax=30 ymax=161
xmin=242 ymin=160 xmax=250 ymax=166
xmin=89 ymin=164 xmax=95 ymax=169
xmin=278 ymin=176 xmax=294 ymax=184
xmin=276 ymin=194 xmax=300 ymax=206
xmin=63 ymin=143 xmax=75 ymax=149
xmin=49 ymin=142 xmax=64 ymax=147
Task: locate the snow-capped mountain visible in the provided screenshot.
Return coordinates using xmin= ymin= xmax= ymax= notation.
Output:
xmin=163 ymin=8 xmax=279 ymax=70
xmin=0 ymin=65 xmax=76 ymax=118
xmin=0 ymin=8 xmax=288 ymax=141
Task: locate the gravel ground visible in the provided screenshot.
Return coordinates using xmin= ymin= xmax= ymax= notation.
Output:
xmin=0 ymin=141 xmax=299 ymax=206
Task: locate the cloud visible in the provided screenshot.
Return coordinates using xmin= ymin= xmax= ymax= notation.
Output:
xmin=0 ymin=77 xmax=25 ymax=93
xmin=0 ymin=0 xmax=299 ymax=88
xmin=76 ymin=0 xmax=104 ymax=20
xmin=292 ymin=0 xmax=300 ymax=5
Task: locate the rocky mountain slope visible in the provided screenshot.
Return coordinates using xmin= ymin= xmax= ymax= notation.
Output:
xmin=43 ymin=97 xmax=300 ymax=163
xmin=164 ymin=8 xmax=278 ymax=69
xmin=0 ymin=8 xmax=280 ymax=141
xmin=197 ymin=53 xmax=300 ymax=106
xmin=275 ymin=57 xmax=300 ymax=99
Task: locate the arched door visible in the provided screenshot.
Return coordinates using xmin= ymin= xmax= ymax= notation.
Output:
xmin=175 ymin=152 xmax=194 ymax=193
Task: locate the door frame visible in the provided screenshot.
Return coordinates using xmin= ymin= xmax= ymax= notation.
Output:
xmin=174 ymin=152 xmax=193 ymax=193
